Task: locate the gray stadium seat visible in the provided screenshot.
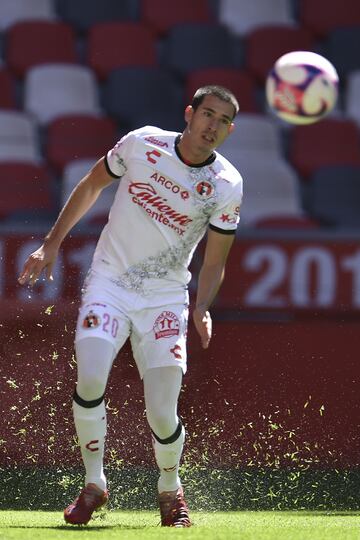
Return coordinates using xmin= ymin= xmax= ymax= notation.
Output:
xmin=56 ymin=0 xmax=139 ymax=32
xmin=163 ymin=23 xmax=237 ymax=78
xmin=307 ymin=166 xmax=360 ymax=228
xmin=103 ymin=66 xmax=184 ymax=131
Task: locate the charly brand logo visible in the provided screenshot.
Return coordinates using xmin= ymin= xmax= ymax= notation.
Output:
xmin=170 ymin=344 xmax=182 ymax=359
xmin=153 ymin=311 xmax=180 ymax=339
xmin=85 ymin=440 xmax=99 ymax=452
xmin=146 ymin=149 xmax=161 ymax=164
xmin=82 ymin=310 xmax=101 ymax=329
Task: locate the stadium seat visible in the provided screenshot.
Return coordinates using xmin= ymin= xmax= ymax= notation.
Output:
xmin=0 ymin=111 xmax=39 ymax=162
xmin=46 ymin=114 xmax=117 ymax=172
xmin=345 ymin=70 xmax=360 ymax=127
xmin=219 ymin=113 xmax=283 ymax=160
xmin=141 ymin=0 xmax=213 ymax=36
xmin=288 ymin=118 xmax=360 ymax=179
xmin=219 ymin=0 xmax=294 ymax=36
xmin=24 ymin=64 xmax=101 ymax=125
xmin=163 ymin=23 xmax=236 ymax=78
xmin=103 ymin=66 xmax=184 ymax=131
xmin=299 ymin=0 xmax=360 ymax=38
xmin=56 ymin=0 xmax=139 ymax=33
xmin=228 ymin=155 xmax=303 ymax=226
xmin=0 ymin=163 xmax=53 ymax=221
xmin=0 ymin=0 xmax=55 ymax=31
xmin=246 ymin=25 xmax=314 ymax=83
xmin=323 ymin=28 xmax=360 ymax=79
xmin=185 ymin=68 xmax=259 ymax=112
xmin=87 ymin=22 xmax=157 ymax=80
xmin=307 ymin=166 xmax=360 ymax=228
xmin=0 ymin=68 xmax=16 ymax=109
xmin=61 ymin=159 xmax=118 ymax=227
xmin=7 ymin=21 xmax=77 ymax=78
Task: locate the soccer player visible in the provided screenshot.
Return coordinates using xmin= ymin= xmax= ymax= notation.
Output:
xmin=18 ymin=86 xmax=243 ymax=527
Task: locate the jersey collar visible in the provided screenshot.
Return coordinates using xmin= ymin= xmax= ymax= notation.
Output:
xmin=174 ymin=134 xmax=216 ymax=168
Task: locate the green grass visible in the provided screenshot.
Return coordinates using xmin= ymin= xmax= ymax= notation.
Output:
xmin=0 ymin=510 xmax=360 ymax=540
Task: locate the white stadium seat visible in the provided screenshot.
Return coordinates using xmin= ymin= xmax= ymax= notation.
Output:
xmin=219 ymin=0 xmax=294 ymax=36
xmin=0 ymin=110 xmax=39 ymax=162
xmin=24 ymin=64 xmax=101 ymax=125
xmin=219 ymin=113 xmax=283 ymax=161
xmin=0 ymin=0 xmax=55 ymax=31
xmin=229 ymin=156 xmax=304 ymax=226
xmin=345 ymin=70 xmax=360 ymax=127
xmin=62 ymin=159 xmax=118 ymax=227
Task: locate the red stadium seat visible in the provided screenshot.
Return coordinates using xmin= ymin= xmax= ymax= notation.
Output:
xmin=289 ymin=118 xmax=360 ymax=179
xmin=46 ymin=114 xmax=117 ymax=172
xmin=0 ymin=69 xmax=16 ymax=109
xmin=246 ymin=25 xmax=314 ymax=83
xmin=0 ymin=163 xmax=53 ymax=220
xmin=7 ymin=20 xmax=77 ymax=78
xmin=300 ymin=0 xmax=360 ymax=38
xmin=185 ymin=68 xmax=259 ymax=112
xmin=87 ymin=22 xmax=157 ymax=80
xmin=141 ymin=0 xmax=213 ymax=36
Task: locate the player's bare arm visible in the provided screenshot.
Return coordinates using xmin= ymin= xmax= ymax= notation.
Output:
xmin=193 ymin=228 xmax=235 ymax=349
xmin=18 ymin=158 xmax=114 ymax=286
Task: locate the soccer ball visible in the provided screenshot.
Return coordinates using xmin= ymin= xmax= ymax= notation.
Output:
xmin=266 ymin=51 xmax=339 ymax=125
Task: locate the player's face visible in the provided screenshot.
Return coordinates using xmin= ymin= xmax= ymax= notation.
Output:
xmin=184 ymin=95 xmax=235 ymax=157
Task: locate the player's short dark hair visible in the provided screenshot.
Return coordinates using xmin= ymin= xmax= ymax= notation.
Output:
xmin=191 ymin=85 xmax=239 ymax=119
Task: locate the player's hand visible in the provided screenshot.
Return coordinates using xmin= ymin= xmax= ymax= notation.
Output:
xmin=193 ymin=307 xmax=212 ymax=349
xmin=18 ymin=244 xmax=57 ymax=286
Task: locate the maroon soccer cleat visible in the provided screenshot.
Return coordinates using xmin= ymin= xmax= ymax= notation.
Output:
xmin=64 ymin=483 xmax=108 ymax=525
xmin=158 ymin=486 xmax=192 ymax=527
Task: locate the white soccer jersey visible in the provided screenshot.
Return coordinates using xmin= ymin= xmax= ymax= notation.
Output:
xmin=91 ymin=126 xmax=243 ymax=294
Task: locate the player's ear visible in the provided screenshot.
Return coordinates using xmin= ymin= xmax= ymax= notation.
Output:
xmin=184 ymin=105 xmax=193 ymax=123
xmin=228 ymin=122 xmax=235 ymax=134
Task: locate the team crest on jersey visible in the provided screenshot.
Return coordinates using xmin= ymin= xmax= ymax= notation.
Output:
xmin=195 ymin=180 xmax=215 ymax=198
xmin=82 ymin=310 xmax=101 ymax=329
xmin=153 ymin=311 xmax=180 ymax=339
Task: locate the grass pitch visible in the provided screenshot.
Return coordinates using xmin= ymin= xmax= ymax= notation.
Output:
xmin=0 ymin=510 xmax=359 ymax=540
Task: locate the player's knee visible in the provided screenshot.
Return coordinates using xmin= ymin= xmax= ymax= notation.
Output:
xmin=146 ymin=409 xmax=178 ymax=440
xmin=76 ymin=375 xmax=107 ymax=402
xmin=73 ymin=386 xmax=105 ymax=410
xmin=151 ymin=419 xmax=184 ymax=446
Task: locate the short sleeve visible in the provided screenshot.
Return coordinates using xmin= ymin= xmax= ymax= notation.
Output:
xmin=105 ymin=132 xmax=134 ymax=178
xmin=209 ymin=180 xmax=243 ymax=234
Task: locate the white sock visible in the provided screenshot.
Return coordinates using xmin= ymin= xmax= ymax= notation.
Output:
xmin=152 ymin=424 xmax=185 ymax=493
xmin=73 ymin=400 xmax=107 ymax=491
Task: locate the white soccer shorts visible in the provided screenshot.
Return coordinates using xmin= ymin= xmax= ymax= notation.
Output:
xmin=75 ymin=269 xmax=189 ymax=378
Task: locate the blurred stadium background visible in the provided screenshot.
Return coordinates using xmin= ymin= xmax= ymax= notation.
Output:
xmin=1 ymin=0 xmax=360 ymax=511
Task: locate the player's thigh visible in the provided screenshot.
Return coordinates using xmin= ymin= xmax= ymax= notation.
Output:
xmin=76 ymin=269 xmax=131 ymax=352
xmin=130 ymin=301 xmax=188 ymax=379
